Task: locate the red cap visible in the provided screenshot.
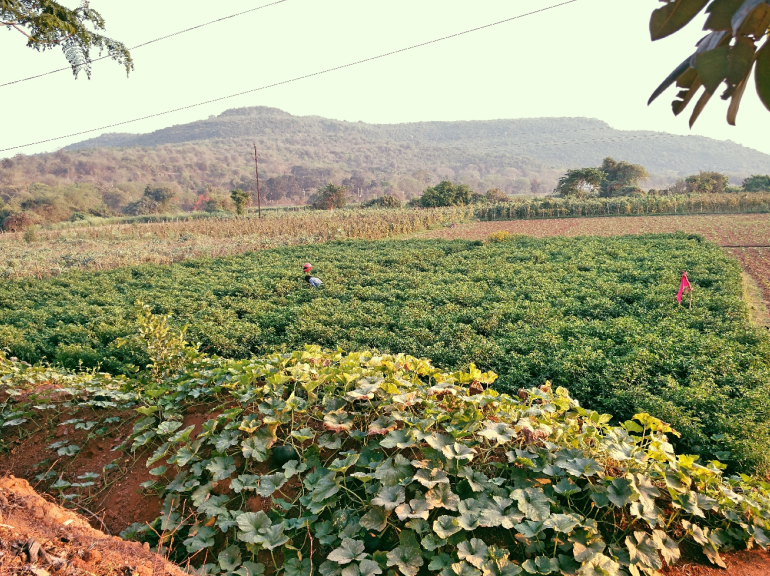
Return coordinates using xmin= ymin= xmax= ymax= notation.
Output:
xmin=303 ymin=263 xmax=312 ymax=271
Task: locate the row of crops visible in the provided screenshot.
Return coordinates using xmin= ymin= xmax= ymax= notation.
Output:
xmin=2 ymin=310 xmax=770 ymax=576
xmin=1 ymin=235 xmax=769 ymax=472
xmin=475 ymin=193 xmax=770 ymax=221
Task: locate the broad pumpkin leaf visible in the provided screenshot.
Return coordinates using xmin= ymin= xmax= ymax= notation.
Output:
xmin=626 ymin=531 xmax=663 ymax=572
xmin=478 ymin=421 xmax=514 ymax=445
xmin=575 ymin=554 xmax=621 ymax=576
xmin=341 ymin=560 xmax=383 ymax=576
xmin=457 ymin=538 xmax=489 ymax=569
xmin=481 ymin=557 xmax=523 ymax=576
xmin=327 ymin=539 xmax=367 ymax=565
xmin=380 ymin=428 xmax=416 ymax=449
xmin=255 ymin=524 xmax=289 ymax=550
xmin=285 ymin=558 xmax=312 ymax=576
xmin=449 ymin=561 xmax=481 ymax=576
xmin=183 ymin=526 xmax=216 ymax=553
xmin=652 ymin=530 xmax=681 ymax=566
xmin=386 ymin=546 xmax=424 ymax=576
xmin=218 ymin=545 xmax=242 ymax=572
xmin=255 ymin=473 xmax=286 ymax=497
xmin=414 ymin=467 xmax=450 ymax=488
xmin=206 ymin=456 xmax=235 ymax=481
xmin=433 ymin=515 xmax=462 ymax=538
xmin=427 ymin=484 xmax=460 ymax=511
xmin=606 ymin=478 xmax=634 ymax=508
xmin=511 ymin=488 xmax=551 ymax=521
xmin=442 ymin=442 xmax=476 ymax=462
xmin=372 ymin=485 xmax=406 ymax=511
xmin=359 ymin=506 xmax=389 ymax=531
xmin=236 ymin=511 xmax=271 ymax=544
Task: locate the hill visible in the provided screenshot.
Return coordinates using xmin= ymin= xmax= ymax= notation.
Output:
xmin=2 ymin=106 xmax=770 ymax=219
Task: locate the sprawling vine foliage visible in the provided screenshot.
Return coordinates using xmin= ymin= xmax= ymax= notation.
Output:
xmin=3 ymin=308 xmax=770 ymax=576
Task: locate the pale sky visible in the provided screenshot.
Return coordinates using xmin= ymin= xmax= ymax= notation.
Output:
xmin=2 ymin=0 xmax=770 ymax=159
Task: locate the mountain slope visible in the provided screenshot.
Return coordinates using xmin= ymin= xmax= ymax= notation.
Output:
xmin=2 ymin=107 xmax=770 ymax=218
xmin=64 ymin=106 xmax=770 ymax=176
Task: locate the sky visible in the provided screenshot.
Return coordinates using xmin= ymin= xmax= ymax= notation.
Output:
xmin=2 ymin=0 xmax=770 ymax=159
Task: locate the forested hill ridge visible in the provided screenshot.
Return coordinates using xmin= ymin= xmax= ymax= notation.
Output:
xmin=65 ymin=106 xmax=770 ymax=178
xmin=2 ymin=106 xmax=770 ymax=212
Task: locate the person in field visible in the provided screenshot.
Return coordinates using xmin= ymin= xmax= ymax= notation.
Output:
xmin=303 ymin=263 xmax=323 ymax=288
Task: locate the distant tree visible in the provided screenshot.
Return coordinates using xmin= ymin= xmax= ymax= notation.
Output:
xmin=485 ymin=188 xmax=510 ymax=203
xmin=1 ymin=0 xmax=133 ymax=78
xmin=530 ymin=179 xmax=542 ymax=194
xmin=230 ymin=188 xmax=250 ymax=215
xmin=125 ymin=185 xmax=176 ymax=215
xmin=312 ymin=183 xmax=347 ymax=210
xmin=743 ymin=175 xmax=770 ymax=192
xmin=599 ymin=158 xmax=649 ymax=197
xmin=420 ymin=181 xmax=473 ymax=207
xmin=647 ymin=1 xmax=770 ymax=126
xmin=362 ymin=194 xmax=401 ymax=208
xmin=685 ymin=171 xmax=729 ymax=194
xmin=554 ymin=168 xmax=606 ymax=199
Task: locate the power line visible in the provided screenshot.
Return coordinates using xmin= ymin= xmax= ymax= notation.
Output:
xmin=0 ymin=0 xmax=580 ymax=154
xmin=0 ymin=0 xmax=291 ymax=89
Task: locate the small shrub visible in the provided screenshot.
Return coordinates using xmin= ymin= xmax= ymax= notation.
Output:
xmin=23 ymin=225 xmax=40 ymax=243
xmin=487 ymin=230 xmax=511 ymax=243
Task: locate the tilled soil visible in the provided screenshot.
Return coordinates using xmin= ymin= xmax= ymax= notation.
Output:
xmin=0 ymin=476 xmax=186 ymax=576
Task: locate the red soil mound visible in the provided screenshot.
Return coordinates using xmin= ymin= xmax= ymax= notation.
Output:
xmin=0 ymin=475 xmax=186 ymax=575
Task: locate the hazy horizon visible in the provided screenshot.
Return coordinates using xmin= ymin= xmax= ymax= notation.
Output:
xmin=2 ymin=0 xmax=770 ymax=159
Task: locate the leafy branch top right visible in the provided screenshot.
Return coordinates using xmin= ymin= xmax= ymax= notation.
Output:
xmin=649 ymin=0 xmax=770 ymax=127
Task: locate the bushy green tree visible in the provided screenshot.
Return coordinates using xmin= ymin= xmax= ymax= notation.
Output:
xmin=1 ymin=0 xmax=133 ymax=78
xmin=554 ymin=168 xmax=606 ymax=199
xmin=485 ymin=188 xmax=510 ymax=202
xmin=599 ymin=157 xmax=649 ymax=197
xmin=230 ymin=188 xmax=250 ymax=215
xmin=312 ymin=183 xmax=347 ymax=210
xmin=420 ymin=180 xmax=473 ymax=207
xmin=361 ymin=194 xmax=401 ymax=208
xmin=743 ymin=175 xmax=770 ymax=192
xmin=125 ymin=186 xmax=176 ymax=215
xmin=647 ymin=0 xmax=770 ymax=125
xmin=685 ymin=171 xmax=729 ymax=194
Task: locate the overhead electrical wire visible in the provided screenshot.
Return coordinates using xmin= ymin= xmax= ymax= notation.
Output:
xmin=0 ymin=0 xmax=580 ymax=154
xmin=0 ymin=0 xmax=292 ymax=88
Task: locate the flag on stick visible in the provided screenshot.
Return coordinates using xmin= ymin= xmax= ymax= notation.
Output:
xmin=676 ymin=271 xmax=692 ymax=307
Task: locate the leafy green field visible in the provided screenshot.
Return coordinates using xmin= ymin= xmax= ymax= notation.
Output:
xmin=1 ymin=235 xmax=769 ymax=470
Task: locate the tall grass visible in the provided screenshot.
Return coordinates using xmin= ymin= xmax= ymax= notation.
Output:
xmin=0 ymin=207 xmax=476 ymax=279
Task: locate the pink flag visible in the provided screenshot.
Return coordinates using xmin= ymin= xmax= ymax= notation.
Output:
xmin=676 ymin=271 xmax=692 ymax=304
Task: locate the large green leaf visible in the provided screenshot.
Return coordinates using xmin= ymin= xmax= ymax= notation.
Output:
xmin=434 ymin=515 xmax=462 ymax=538
xmin=606 ymin=478 xmax=634 ymax=508
xmin=328 ymin=539 xmax=368 ymax=565
xmin=427 ymin=484 xmax=460 ymax=511
xmin=457 ymin=538 xmax=489 ymax=569
xmin=511 ymin=488 xmax=551 ymax=522
xmin=206 ymin=456 xmax=236 ymax=481
xmin=218 ymin=545 xmax=242 ymax=572
xmin=236 ymin=511 xmax=271 ymax=544
xmin=650 ymin=0 xmax=710 ymax=40
xmin=372 ymin=485 xmax=406 ymax=511
xmin=183 ymin=526 xmax=216 ymax=553
xmin=757 ymin=38 xmax=770 ymax=111
xmin=414 ymin=467 xmax=450 ymax=488
xmin=386 ymin=546 xmax=424 ymax=576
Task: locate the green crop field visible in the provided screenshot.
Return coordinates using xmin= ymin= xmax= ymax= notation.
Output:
xmin=2 ymin=234 xmax=769 ymax=470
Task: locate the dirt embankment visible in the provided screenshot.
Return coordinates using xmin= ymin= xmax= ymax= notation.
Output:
xmin=0 ymin=476 xmax=186 ymax=576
